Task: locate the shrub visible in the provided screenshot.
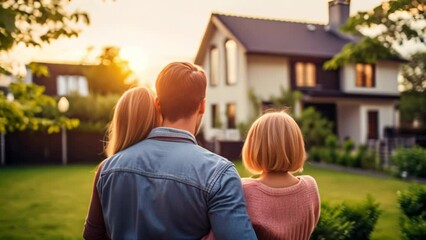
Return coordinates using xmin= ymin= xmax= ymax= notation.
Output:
xmin=296 ymin=107 xmax=334 ymax=148
xmin=392 ymin=146 xmax=426 ymax=178
xmin=325 ymin=135 xmax=339 ymax=163
xmin=352 ymin=144 xmax=378 ymax=170
xmin=308 ymin=146 xmax=322 ymax=162
xmin=398 ymin=185 xmax=426 ymax=240
xmin=66 ymin=94 xmax=120 ymax=133
xmin=341 ymin=195 xmax=381 ymax=240
xmin=311 ymin=196 xmax=381 ymax=240
xmin=311 ymin=202 xmax=353 ymax=240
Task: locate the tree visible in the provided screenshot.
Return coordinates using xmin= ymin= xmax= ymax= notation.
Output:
xmin=325 ymin=0 xmax=425 ymax=69
xmin=0 ymin=83 xmax=79 ymax=135
xmin=401 ymin=51 xmax=426 ymax=92
xmin=399 ymin=52 xmax=426 ymax=128
xmin=84 ymin=46 xmax=137 ymax=94
xmin=0 ymin=0 xmax=89 ymax=74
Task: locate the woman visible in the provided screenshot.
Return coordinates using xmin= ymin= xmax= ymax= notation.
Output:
xmin=241 ymin=110 xmax=320 ymax=240
xmin=83 ymin=86 xmax=160 ymax=239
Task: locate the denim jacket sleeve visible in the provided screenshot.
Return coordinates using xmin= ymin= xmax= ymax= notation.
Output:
xmin=207 ymin=165 xmax=257 ymax=240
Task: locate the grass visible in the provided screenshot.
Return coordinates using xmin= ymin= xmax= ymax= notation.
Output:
xmin=0 ymin=162 xmax=417 ymax=239
xmin=0 ymin=165 xmax=96 ymax=240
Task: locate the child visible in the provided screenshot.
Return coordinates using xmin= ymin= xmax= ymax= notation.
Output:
xmin=241 ymin=111 xmax=320 ymax=240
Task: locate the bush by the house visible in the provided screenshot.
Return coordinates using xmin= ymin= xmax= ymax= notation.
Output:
xmin=307 ymin=137 xmax=379 ymax=171
xmin=392 ymin=146 xmax=426 ymax=178
xmin=311 ymin=196 xmax=381 ymax=240
xmin=66 ymin=94 xmax=120 ymax=133
xmin=398 ymin=185 xmax=426 ymax=240
xmin=296 ymin=107 xmax=334 ymax=148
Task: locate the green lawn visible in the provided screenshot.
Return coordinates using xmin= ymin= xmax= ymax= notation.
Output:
xmin=0 ymin=162 xmax=416 ymax=239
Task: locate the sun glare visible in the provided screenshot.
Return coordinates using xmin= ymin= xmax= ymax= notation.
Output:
xmin=120 ymin=47 xmax=149 ymax=73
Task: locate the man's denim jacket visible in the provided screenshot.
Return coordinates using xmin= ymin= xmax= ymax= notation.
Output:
xmin=98 ymin=127 xmax=257 ymax=239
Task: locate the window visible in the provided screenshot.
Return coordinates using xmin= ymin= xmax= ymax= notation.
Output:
xmin=295 ymin=62 xmax=316 ymax=87
xmin=57 ymin=75 xmax=89 ymax=96
xmin=209 ymin=47 xmax=219 ymax=86
xmin=226 ymin=103 xmax=236 ymax=129
xmin=225 ymin=39 xmax=237 ymax=85
xmin=356 ymin=64 xmax=374 ymax=88
xmin=211 ymin=104 xmax=221 ymax=128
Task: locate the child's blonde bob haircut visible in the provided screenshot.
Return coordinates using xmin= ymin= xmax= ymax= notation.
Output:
xmin=242 ymin=110 xmax=306 ymax=174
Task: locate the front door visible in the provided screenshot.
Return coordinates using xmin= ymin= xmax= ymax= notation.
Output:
xmin=367 ymin=111 xmax=379 ymax=140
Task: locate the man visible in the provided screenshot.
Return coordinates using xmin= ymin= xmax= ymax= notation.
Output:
xmin=96 ymin=62 xmax=256 ymax=239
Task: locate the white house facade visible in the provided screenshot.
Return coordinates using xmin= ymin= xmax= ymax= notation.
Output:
xmin=195 ymin=0 xmax=402 ymax=145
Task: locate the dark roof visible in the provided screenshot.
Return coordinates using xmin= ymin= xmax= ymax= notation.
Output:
xmin=30 ymin=62 xmax=96 ymax=76
xmin=214 ymin=13 xmax=354 ymax=58
xmin=300 ymin=89 xmax=400 ymax=100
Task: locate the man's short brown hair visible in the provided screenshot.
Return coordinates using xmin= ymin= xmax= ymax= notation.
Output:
xmin=155 ymin=62 xmax=207 ymax=122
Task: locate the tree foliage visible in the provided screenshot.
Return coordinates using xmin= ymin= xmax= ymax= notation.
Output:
xmin=401 ymin=51 xmax=426 ymax=92
xmin=84 ymin=46 xmax=137 ymax=94
xmin=0 ymin=82 xmax=79 ymax=134
xmin=325 ymin=0 xmax=425 ymax=69
xmin=0 ymin=0 xmax=89 ymax=74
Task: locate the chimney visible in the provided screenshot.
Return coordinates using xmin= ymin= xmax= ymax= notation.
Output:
xmin=328 ymin=0 xmax=350 ymax=31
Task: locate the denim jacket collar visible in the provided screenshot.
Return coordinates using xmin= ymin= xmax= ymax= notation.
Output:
xmin=147 ymin=127 xmax=197 ymax=144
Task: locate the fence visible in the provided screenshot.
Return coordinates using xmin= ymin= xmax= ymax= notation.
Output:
xmin=4 ymin=130 xmax=106 ymax=165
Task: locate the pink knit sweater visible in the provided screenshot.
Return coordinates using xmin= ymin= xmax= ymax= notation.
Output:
xmin=242 ymin=176 xmax=321 ymax=240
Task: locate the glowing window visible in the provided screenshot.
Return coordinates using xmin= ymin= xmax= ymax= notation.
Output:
xmin=356 ymin=64 xmax=375 ymax=88
xmin=209 ymin=47 xmax=219 ymax=86
xmin=225 ymin=40 xmax=237 ymax=85
xmin=226 ymin=103 xmax=236 ymax=129
xmin=295 ymin=62 xmax=316 ymax=87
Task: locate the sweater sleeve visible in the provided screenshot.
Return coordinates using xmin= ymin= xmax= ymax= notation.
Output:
xmin=83 ymin=162 xmax=109 ymax=240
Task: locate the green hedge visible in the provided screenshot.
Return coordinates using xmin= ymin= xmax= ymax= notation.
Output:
xmin=392 ymin=146 xmax=426 ymax=178
xmin=311 ymin=196 xmax=381 ymax=240
xmin=308 ymin=139 xmax=378 ymax=170
xmin=66 ymin=94 xmax=120 ymax=133
xmin=398 ymin=185 xmax=426 ymax=240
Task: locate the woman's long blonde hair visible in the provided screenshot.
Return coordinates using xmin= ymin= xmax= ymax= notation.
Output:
xmin=105 ymin=87 xmax=159 ymax=157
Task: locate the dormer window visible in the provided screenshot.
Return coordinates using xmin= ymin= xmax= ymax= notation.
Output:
xmin=295 ymin=62 xmax=316 ymax=87
xmin=356 ymin=64 xmax=375 ymax=88
xmin=209 ymin=47 xmax=219 ymax=86
xmin=225 ymin=39 xmax=237 ymax=85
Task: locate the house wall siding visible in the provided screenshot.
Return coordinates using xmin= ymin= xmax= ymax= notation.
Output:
xmin=341 ymin=61 xmax=400 ymax=95
xmin=337 ymin=103 xmax=361 ymax=144
xmin=202 ymin=28 xmax=249 ymax=141
xmin=247 ymin=55 xmax=290 ymax=101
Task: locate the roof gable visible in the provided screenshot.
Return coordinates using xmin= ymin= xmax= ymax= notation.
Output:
xmin=215 ymin=14 xmax=354 ymax=58
xmin=195 ymin=13 xmax=357 ymax=64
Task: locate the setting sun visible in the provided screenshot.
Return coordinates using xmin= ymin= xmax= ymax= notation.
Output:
xmin=120 ymin=46 xmax=149 ymax=73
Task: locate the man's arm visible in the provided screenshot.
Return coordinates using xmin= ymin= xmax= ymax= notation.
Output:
xmin=207 ymin=165 xmax=257 ymax=240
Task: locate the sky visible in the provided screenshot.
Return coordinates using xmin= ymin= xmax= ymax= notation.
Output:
xmin=5 ymin=0 xmax=404 ymax=86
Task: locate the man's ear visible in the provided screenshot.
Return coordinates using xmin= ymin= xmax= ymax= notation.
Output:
xmin=198 ymin=98 xmax=206 ymax=114
xmin=155 ymin=97 xmax=161 ymax=112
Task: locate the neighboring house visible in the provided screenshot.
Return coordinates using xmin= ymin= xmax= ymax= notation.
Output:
xmin=28 ymin=62 xmax=94 ymax=97
xmin=194 ymin=0 xmax=402 ymax=145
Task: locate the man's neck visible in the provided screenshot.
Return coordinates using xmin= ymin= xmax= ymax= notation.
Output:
xmin=162 ymin=117 xmax=197 ymax=135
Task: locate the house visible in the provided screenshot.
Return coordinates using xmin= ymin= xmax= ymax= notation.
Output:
xmin=194 ymin=0 xmax=402 ymax=146
xmin=28 ymin=62 xmax=94 ymax=97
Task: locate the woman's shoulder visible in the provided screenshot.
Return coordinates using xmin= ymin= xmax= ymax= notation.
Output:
xmin=241 ymin=177 xmax=260 ymax=188
xmin=298 ymin=175 xmax=319 ymax=188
